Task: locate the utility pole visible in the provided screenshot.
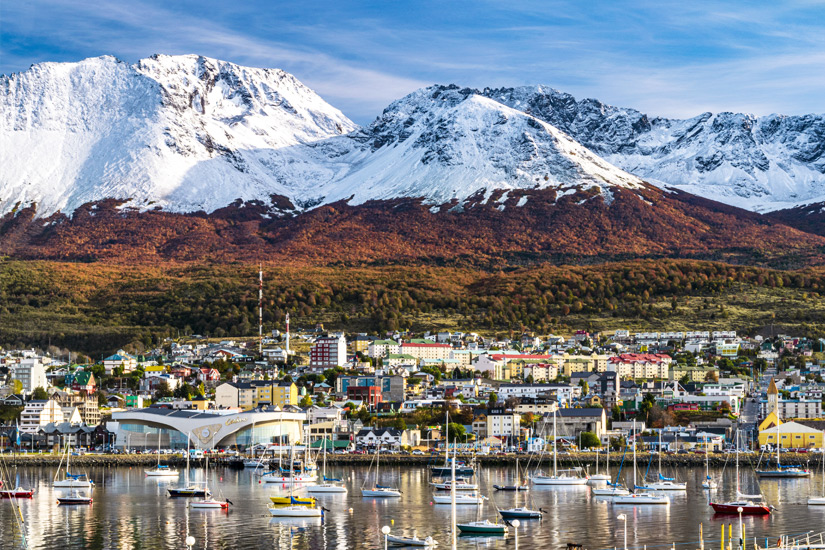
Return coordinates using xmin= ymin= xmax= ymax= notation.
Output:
xmin=258 ymin=264 xmax=263 ymax=356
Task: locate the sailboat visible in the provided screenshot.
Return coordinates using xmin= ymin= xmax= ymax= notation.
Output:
xmin=269 ymin=444 xmax=323 ymax=518
xmin=57 ymin=486 xmax=92 ymax=505
xmin=531 ymin=409 xmax=588 ymax=485
xmin=589 ymin=448 xmax=612 ymax=481
xmin=456 ymin=457 xmax=508 ymax=535
xmin=306 ymin=438 xmax=347 ymax=494
xmin=431 ymin=411 xmax=474 ymax=477
xmin=190 ymin=438 xmax=232 ymax=509
xmin=807 ymin=450 xmax=825 ymax=505
xmin=591 ymin=445 xmax=630 ymax=496
xmin=433 ymin=446 xmax=486 ymax=504
xmin=498 ymin=459 xmax=543 ymax=518
xmin=493 ymin=458 xmax=528 ymax=491
xmin=636 ymin=431 xmax=686 ymax=491
xmin=613 ymin=421 xmax=669 ymax=505
xmin=145 ymin=432 xmax=179 ymax=477
xmin=756 ymin=439 xmax=811 ymax=478
xmin=361 ymin=445 xmax=401 ymax=497
xmin=53 ymin=440 xmax=93 ymax=489
xmin=168 ymin=435 xmax=209 ymax=498
xmin=702 ymin=435 xmax=717 ymax=490
xmin=709 ymin=430 xmax=772 ymax=515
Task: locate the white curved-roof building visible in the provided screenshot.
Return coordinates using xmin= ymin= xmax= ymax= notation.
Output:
xmin=111 ymin=407 xmax=306 ymax=450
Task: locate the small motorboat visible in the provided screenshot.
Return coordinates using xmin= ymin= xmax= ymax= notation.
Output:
xmin=432 ymin=492 xmax=485 ymax=505
xmin=702 ymin=477 xmax=718 ymax=490
xmin=0 ymin=487 xmax=34 ymax=499
xmin=387 ymin=533 xmax=438 ymax=546
xmin=306 ymin=482 xmax=348 ymax=494
xmin=270 ymin=495 xmax=315 ymax=506
xmin=268 ymin=505 xmax=323 ymax=517
xmin=190 ymin=498 xmax=232 ymax=510
xmin=261 ymin=473 xmax=317 ymax=484
xmin=456 ymin=520 xmax=508 ymax=535
xmin=498 ymin=506 xmax=543 ymax=519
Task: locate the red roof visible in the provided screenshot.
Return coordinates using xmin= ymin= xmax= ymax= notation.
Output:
xmin=608 ymin=353 xmax=671 ymax=364
xmin=490 ymin=354 xmax=553 ymax=361
xmin=401 ymin=343 xmax=451 ymax=348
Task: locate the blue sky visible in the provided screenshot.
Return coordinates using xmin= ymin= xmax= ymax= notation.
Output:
xmin=2 ymin=1 xmax=824 ymax=124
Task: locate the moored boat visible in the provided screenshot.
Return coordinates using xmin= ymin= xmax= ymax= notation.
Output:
xmin=432 ymin=492 xmax=485 ymax=505
xmin=387 ymin=533 xmax=438 ymax=546
xmin=270 ymin=495 xmax=315 ymax=505
xmin=0 ymin=487 xmax=34 ymax=499
xmin=456 ymin=520 xmax=508 ymax=535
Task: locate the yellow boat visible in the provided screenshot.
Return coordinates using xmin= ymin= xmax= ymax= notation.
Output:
xmin=269 ymin=495 xmax=316 ymax=506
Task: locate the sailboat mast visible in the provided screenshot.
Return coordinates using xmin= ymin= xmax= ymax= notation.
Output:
xmin=632 ymin=419 xmax=637 ymax=489
xmin=735 ymin=430 xmax=740 ymax=495
xmin=553 ymin=409 xmax=557 ymax=477
xmin=450 ymin=448 xmax=457 ymax=550
xmin=658 ymin=431 xmax=662 ymax=478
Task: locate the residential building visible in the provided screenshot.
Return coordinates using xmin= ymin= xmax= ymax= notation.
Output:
xmin=215 ymin=380 xmax=298 ymax=410
xmin=10 ymin=358 xmax=48 ymax=393
xmin=310 ymin=334 xmax=347 ymax=368
xmin=485 ymin=408 xmax=521 ymax=442
xmin=355 ymin=427 xmax=421 ymax=449
xmin=399 ymin=342 xmax=452 ymax=362
xmin=607 ymin=353 xmax=671 ymax=379
xmin=51 ymin=389 xmax=100 ymax=426
xmin=538 ymin=408 xmax=607 ymax=441
xmin=103 ymin=350 xmax=137 ymax=375
xmin=346 ymin=386 xmax=382 ymax=409
xmin=19 ymin=399 xmax=64 ymax=433
xmin=759 ymin=420 xmax=824 ymax=449
xmin=368 ymin=339 xmax=400 ymax=358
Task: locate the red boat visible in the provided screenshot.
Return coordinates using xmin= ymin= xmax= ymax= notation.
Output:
xmin=709 ymin=500 xmax=772 ymax=515
xmin=0 ymin=487 xmax=34 ymax=499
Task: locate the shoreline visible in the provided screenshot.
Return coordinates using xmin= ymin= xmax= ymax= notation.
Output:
xmin=3 ymin=452 xmax=822 ymax=468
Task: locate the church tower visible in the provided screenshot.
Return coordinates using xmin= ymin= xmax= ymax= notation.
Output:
xmin=767 ymin=377 xmax=780 ymax=418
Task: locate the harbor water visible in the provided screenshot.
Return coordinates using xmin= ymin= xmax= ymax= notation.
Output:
xmin=1 ymin=464 xmax=823 ymax=549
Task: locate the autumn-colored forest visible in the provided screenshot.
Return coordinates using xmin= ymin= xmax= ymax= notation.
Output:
xmin=4 ymin=186 xmax=825 ymax=356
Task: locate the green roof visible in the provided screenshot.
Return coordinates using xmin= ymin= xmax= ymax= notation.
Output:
xmin=387 ymin=354 xmax=416 ymax=360
xmin=374 ymin=339 xmax=400 ymax=346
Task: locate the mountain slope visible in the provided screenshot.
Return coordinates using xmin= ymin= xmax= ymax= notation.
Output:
xmin=0 ymin=54 xmax=356 ymax=215
xmin=482 ymin=86 xmax=825 ymax=212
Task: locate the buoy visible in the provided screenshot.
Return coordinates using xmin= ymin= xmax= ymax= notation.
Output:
xmin=391 ymin=519 xmax=394 ymax=525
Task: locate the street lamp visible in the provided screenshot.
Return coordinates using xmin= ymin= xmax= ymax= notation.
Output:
xmin=382 ymin=525 xmax=391 ymax=550
xmin=617 ymin=514 xmax=627 ymax=550
xmin=737 ymin=507 xmax=744 ymax=550
xmin=512 ymin=519 xmax=521 ymax=550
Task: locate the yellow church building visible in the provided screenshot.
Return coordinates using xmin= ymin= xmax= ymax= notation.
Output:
xmin=758 ymin=378 xmax=824 ymax=449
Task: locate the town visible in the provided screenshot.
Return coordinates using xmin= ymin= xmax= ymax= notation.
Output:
xmin=2 ymin=325 xmax=823 ymax=456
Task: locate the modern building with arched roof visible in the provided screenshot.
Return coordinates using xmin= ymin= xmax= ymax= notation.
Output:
xmin=111 ymin=407 xmax=306 ymax=450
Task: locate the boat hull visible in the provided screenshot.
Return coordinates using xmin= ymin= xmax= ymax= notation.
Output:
xmin=755 ymin=470 xmax=810 ymax=478
xmin=268 ymin=506 xmax=323 ymax=517
xmin=306 ymin=484 xmax=348 ymax=493
xmin=432 ymin=495 xmax=484 ymax=505
xmin=270 ymin=496 xmax=316 ymax=505
xmin=493 ymin=485 xmax=529 ymax=491
xmin=262 ymin=475 xmax=317 ymax=483
xmin=0 ymin=489 xmax=34 ymax=499
xmin=431 ymin=467 xmax=474 ymax=477
xmin=613 ymin=493 xmax=669 ymax=505
xmin=499 ymin=508 xmax=542 ymax=518
xmin=591 ymin=487 xmax=630 ymax=496
xmin=710 ymin=502 xmax=771 ymax=515
xmin=167 ymin=487 xmax=209 ymax=498
xmin=808 ymin=497 xmax=825 ymax=506
xmin=457 ymin=522 xmax=507 ymax=535
xmin=532 ymin=476 xmax=588 ymax=486
xmin=190 ymin=500 xmax=229 ymax=509
xmin=431 ymin=483 xmax=479 ymax=491
xmin=53 ymin=480 xmax=93 ymax=489
xmin=361 ymin=488 xmax=401 ymax=497
xmin=589 ymin=475 xmax=612 ymax=481
xmin=386 ymin=535 xmax=437 ymax=547
xmin=145 ymin=470 xmax=179 ymax=477
xmin=57 ymin=497 xmax=92 ymax=505
xmin=636 ymin=482 xmax=687 ymax=491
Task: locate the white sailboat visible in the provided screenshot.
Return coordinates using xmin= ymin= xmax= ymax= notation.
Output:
xmin=532 ymin=409 xmax=588 ymax=485
xmin=53 ymin=440 xmax=93 ymax=489
xmin=270 ymin=444 xmax=323 ymax=518
xmin=499 ymin=458 xmax=543 ymax=518
xmin=361 ymin=445 xmax=401 ymax=497
xmin=589 ymin=448 xmax=611 ymax=481
xmin=808 ymin=450 xmax=825 ymax=506
xmin=592 ymin=445 xmax=630 ymax=496
xmin=702 ymin=434 xmax=717 ymax=490
xmin=145 ymin=432 xmax=179 ymax=477
xmin=636 ymin=431 xmax=686 ymax=491
xmin=168 ymin=434 xmax=209 ymax=497
xmin=190 ymin=437 xmax=231 ymax=509
xmin=709 ymin=430 xmax=772 ymax=515
xmin=306 ymin=439 xmax=347 ymax=494
xmin=613 ymin=421 xmax=669 ymax=505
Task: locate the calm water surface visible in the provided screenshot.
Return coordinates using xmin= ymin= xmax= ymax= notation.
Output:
xmin=1 ymin=464 xmax=823 ymax=549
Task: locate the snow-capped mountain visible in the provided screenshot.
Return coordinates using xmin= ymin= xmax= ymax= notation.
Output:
xmin=320 ymin=85 xmax=645 ymax=207
xmin=2 ymin=55 xmax=824 ymax=217
xmin=0 ymin=54 xmax=356 ymax=215
xmin=482 ymin=86 xmax=825 ymax=212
